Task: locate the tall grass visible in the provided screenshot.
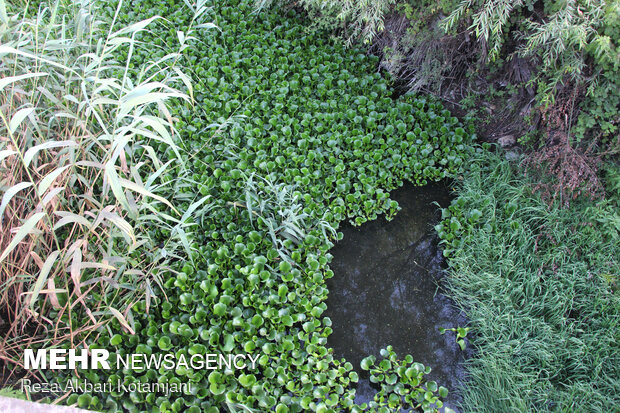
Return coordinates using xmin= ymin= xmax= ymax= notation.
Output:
xmin=0 ymin=0 xmax=212 ymax=375
xmin=441 ymin=152 xmax=619 ymax=411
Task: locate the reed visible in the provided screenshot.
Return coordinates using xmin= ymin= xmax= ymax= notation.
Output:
xmin=0 ymin=0 xmax=211 ymax=374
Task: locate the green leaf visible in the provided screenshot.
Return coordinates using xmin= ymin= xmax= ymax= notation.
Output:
xmin=349 ymin=371 xmax=359 ymax=382
xmin=112 ymin=16 xmax=162 ymax=37
xmin=173 ymin=67 xmax=193 ymax=100
xmin=0 ymin=182 xmax=33 ymax=219
xmin=275 ymin=404 xmax=289 ymax=413
xmin=0 ymin=72 xmax=48 ymax=92
xmin=213 ymin=302 xmax=226 ymax=316
xmin=119 ymin=177 xmax=179 ymax=214
xmin=23 ymin=140 xmax=76 ymax=168
xmin=29 ymin=249 xmax=60 ymax=309
xmin=427 ymin=380 xmax=438 ymax=392
xmin=9 ymin=107 xmax=35 ymax=134
xmin=222 ymin=334 xmax=234 ymax=352
xmin=439 ymin=386 xmax=449 ymax=398
xmin=38 ymin=165 xmax=70 ymax=196
xmin=0 ymin=212 xmax=45 ymax=263
xmin=53 ymin=212 xmax=91 ymax=231
xmin=110 ymin=334 xmax=123 ymax=346
xmin=360 ymin=355 xmax=375 ymax=370
xmin=104 ymin=163 xmax=131 ymax=214
xmin=251 ymin=314 xmax=264 ymax=327
xmin=239 ymin=374 xmax=256 ymax=387
xmin=158 ymin=336 xmax=172 ymax=350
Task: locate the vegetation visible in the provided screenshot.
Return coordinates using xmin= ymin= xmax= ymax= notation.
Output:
xmin=442 ymin=0 xmax=620 ymax=140
xmin=442 ymin=0 xmax=619 ymax=102
xmin=255 ymin=0 xmax=397 ymax=45
xmin=274 ymin=0 xmax=618 ymax=118
xmin=438 ymin=326 xmax=469 ymax=351
xmin=0 ymin=0 xmax=207 ymax=368
xmin=2 ymin=0 xmax=617 ymax=412
xmin=266 ymin=0 xmax=619 ymax=204
xmin=361 ymin=346 xmax=450 ymax=412
xmin=436 ymin=150 xmax=619 ymax=412
xmin=1 ymin=0 xmax=472 ymax=411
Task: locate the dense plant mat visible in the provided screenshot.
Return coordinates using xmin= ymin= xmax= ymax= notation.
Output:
xmin=6 ymin=0 xmax=474 ymax=411
xmin=437 ymin=152 xmax=620 ymax=412
xmin=275 ymin=0 xmax=619 ymax=143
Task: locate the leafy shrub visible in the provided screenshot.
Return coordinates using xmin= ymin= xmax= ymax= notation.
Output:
xmin=274 ymin=0 xmax=619 ymax=149
xmin=574 ymin=64 xmax=620 ymax=143
xmin=19 ymin=0 xmax=473 ymax=411
xmin=440 ymin=1 xmax=618 ymax=203
xmin=442 ymin=0 xmax=619 ymax=130
xmin=442 ymin=0 xmax=618 ymax=79
xmin=436 ymin=151 xmax=620 ymax=411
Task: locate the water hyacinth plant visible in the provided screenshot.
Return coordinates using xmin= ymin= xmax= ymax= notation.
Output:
xmin=361 ymin=346 xmax=450 ymax=412
xmin=2 ymin=0 xmax=473 ymax=411
xmin=438 ymin=326 xmax=469 ymax=351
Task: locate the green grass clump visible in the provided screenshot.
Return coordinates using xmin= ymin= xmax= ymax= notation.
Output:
xmin=437 ymin=152 xmax=620 ymax=412
xmin=0 ymin=0 xmax=475 ymax=411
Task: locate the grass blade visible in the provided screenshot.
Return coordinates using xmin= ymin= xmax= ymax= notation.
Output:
xmin=0 ymin=72 xmax=48 ymax=92
xmin=0 ymin=212 xmax=45 ymax=263
xmin=38 ymin=165 xmax=70 ymax=196
xmin=0 ymin=150 xmax=17 ymax=163
xmin=30 ymin=250 xmax=61 ymax=308
xmin=23 ymin=140 xmax=76 ymax=168
xmin=0 ymin=182 xmax=33 ymax=219
xmin=102 ymin=210 xmax=136 ymax=244
xmin=181 ymin=195 xmax=212 ymax=223
xmin=109 ymin=307 xmax=135 ymax=334
xmin=119 ymin=177 xmax=178 ymax=214
xmin=53 ymin=212 xmax=92 ymax=231
xmin=104 ymin=163 xmax=131 ymax=213
xmin=9 ymin=107 xmax=35 ymax=134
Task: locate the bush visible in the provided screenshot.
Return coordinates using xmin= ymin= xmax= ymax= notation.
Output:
xmin=273 ymin=0 xmax=619 ymax=146
xmin=442 ymin=0 xmax=619 ymax=132
xmin=441 ymin=0 xmax=619 ymax=202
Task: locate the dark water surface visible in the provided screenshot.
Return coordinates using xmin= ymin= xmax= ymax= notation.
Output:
xmin=325 ymin=181 xmax=468 ymax=411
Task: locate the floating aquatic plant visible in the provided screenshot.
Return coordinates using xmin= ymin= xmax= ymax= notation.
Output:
xmin=361 ymin=346 xmax=450 ymax=412
xmin=9 ymin=0 xmax=475 ymax=410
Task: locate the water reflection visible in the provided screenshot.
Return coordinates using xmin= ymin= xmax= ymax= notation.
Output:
xmin=325 ymin=181 xmax=468 ymax=411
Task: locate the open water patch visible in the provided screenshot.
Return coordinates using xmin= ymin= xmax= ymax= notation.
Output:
xmin=325 ymin=181 xmax=469 ymax=411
